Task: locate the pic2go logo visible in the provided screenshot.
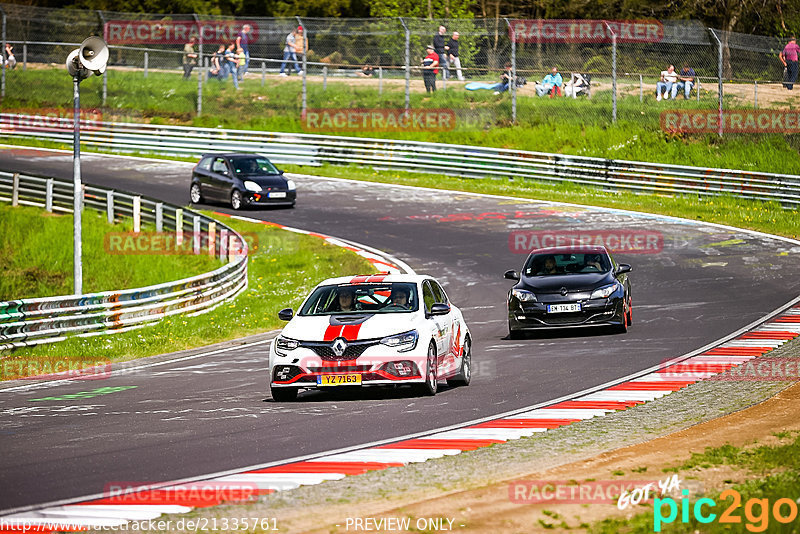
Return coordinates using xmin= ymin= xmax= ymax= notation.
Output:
xmin=654 ymin=489 xmax=799 ymax=532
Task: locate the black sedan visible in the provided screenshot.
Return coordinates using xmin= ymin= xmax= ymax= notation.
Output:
xmin=504 ymin=246 xmax=632 ymax=337
xmin=190 ymin=153 xmax=296 ymax=210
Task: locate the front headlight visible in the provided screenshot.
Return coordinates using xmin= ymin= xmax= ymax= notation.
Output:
xmin=512 ymin=289 xmax=537 ymax=302
xmin=380 ymin=330 xmax=418 ymax=352
xmin=244 ymin=180 xmax=262 ymax=192
xmin=286 ymin=179 xmax=296 ymax=191
xmin=591 ymin=284 xmax=619 ymax=299
xmin=275 ymin=335 xmax=299 ymax=351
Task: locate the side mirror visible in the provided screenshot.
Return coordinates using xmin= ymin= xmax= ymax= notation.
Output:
xmin=504 ymin=269 xmax=520 ymax=281
xmin=278 ymin=308 xmax=294 ymax=321
xmin=278 ymin=169 xmax=285 ymax=175
xmin=615 ymin=264 xmax=631 ymax=276
xmin=428 ymin=303 xmax=450 ymax=317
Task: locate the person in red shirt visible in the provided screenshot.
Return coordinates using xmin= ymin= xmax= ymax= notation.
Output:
xmin=421 ymin=45 xmax=440 ymax=93
xmin=780 ymin=36 xmax=800 ymax=90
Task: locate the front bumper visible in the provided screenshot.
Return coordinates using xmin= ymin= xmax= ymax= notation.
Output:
xmin=246 ymin=190 xmax=296 ymax=206
xmin=508 ymin=297 xmax=625 ymax=330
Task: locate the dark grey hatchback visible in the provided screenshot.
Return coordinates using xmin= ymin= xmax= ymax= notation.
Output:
xmin=505 ymin=245 xmax=632 ymax=338
xmin=190 ymin=153 xmax=296 ymax=210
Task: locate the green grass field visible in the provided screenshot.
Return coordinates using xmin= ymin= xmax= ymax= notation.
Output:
xmin=4 ymin=66 xmax=800 ymax=174
xmin=0 ymin=204 xmax=223 ymax=301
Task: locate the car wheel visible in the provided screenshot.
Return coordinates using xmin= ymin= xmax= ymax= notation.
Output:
xmin=270 ymin=386 xmax=297 ymax=402
xmin=447 ymin=336 xmax=471 ymax=387
xmin=231 ymin=189 xmax=244 ymax=210
xmin=190 ymin=183 xmax=203 ymax=204
xmin=616 ymin=307 xmax=629 ymax=334
xmin=415 ymin=344 xmax=438 ymax=396
xmin=626 ymin=299 xmax=633 ymax=325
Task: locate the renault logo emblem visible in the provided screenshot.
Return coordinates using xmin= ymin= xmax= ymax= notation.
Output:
xmin=332 ymin=338 xmax=348 ymax=357
xmin=560 ymin=287 xmax=568 ymax=296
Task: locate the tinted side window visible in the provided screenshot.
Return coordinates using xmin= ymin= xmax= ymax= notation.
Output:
xmin=211 ymin=158 xmax=228 ymax=173
xmin=197 ymin=157 xmax=212 ymax=171
xmin=430 ymin=280 xmax=448 ymax=305
xmin=422 ymin=281 xmax=436 ymax=314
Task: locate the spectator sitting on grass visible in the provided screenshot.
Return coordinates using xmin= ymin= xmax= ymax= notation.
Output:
xmin=359 ymin=64 xmax=374 ymax=77
xmin=656 ymin=64 xmax=678 ymax=100
xmin=674 ymin=63 xmax=695 ymax=99
xmin=494 ymin=62 xmax=513 ymax=94
xmin=3 ymin=44 xmax=15 ymax=69
xmin=536 ymin=67 xmax=563 ymax=97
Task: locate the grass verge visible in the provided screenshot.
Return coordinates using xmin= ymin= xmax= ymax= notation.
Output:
xmin=0 ymin=203 xmax=222 ymax=301
xmin=0 ymin=211 xmax=375 ymax=372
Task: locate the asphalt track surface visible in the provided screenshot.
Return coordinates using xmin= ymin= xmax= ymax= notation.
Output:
xmin=1 ymin=147 xmax=800 ymax=512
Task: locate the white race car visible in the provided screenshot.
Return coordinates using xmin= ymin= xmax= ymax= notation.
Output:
xmin=269 ymin=273 xmax=472 ymax=401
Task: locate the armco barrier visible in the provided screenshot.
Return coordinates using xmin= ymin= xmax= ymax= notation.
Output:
xmin=0 ymin=171 xmax=248 ymax=351
xmin=1 ymin=114 xmax=800 ymax=206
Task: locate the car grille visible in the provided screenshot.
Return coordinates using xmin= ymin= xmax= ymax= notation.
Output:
xmin=307 ymin=365 xmax=373 ymax=374
xmin=299 ymin=340 xmax=380 ymax=361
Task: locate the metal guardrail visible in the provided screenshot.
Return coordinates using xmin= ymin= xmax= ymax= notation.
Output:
xmin=0 ymin=170 xmax=249 ymax=351
xmin=1 ymin=114 xmax=799 ymax=207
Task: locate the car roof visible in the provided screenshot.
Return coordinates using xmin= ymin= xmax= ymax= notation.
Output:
xmin=529 ymin=245 xmax=609 ymax=255
xmin=200 ymin=153 xmax=269 ymax=159
xmin=314 ymin=274 xmax=433 ymax=287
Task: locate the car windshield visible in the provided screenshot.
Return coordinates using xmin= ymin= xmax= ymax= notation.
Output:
xmin=299 ymin=283 xmax=419 ymax=315
xmin=230 ymin=156 xmax=280 ymax=176
xmin=524 ymin=252 xmax=611 ymax=276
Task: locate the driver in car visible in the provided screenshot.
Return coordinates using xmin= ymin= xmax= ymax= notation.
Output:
xmin=584 ymin=254 xmax=603 ymax=271
xmin=333 ymin=288 xmax=357 ymax=312
xmin=387 ymin=287 xmax=410 ymax=309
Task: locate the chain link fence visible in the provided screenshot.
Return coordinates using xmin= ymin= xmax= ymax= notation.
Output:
xmin=0 ymin=3 xmax=797 ymax=137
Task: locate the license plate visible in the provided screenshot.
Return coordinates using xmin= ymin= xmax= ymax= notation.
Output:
xmin=268 ymin=192 xmax=287 ymax=199
xmin=317 ymin=374 xmax=362 ymax=386
xmin=547 ymin=303 xmax=581 ymax=313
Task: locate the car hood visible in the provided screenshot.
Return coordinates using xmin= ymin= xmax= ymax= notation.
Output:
xmin=282 ymin=312 xmax=420 ymax=341
xmin=520 ymin=272 xmax=615 ymax=293
xmin=243 ymin=175 xmax=287 ymax=188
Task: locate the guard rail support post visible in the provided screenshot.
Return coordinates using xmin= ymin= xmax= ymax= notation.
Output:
xmin=323 ymin=66 xmax=327 ymax=90
xmin=709 ymin=28 xmax=723 ymax=137
xmin=175 ymin=208 xmax=183 ymax=246
xmin=11 ymin=172 xmax=18 ymax=206
xmin=22 ymin=43 xmax=26 ymax=71
xmin=754 ymin=80 xmax=758 ymax=109
xmin=399 ymin=17 xmax=410 ymax=111
xmin=297 ymin=16 xmax=307 ymax=117
xmin=639 ymin=74 xmax=643 ymax=102
xmin=261 ymin=61 xmax=265 ymax=87
xmin=504 ymin=18 xmax=517 ymax=124
xmin=227 ymin=235 xmax=237 ymax=263
xmin=379 ymin=67 xmax=383 ymax=94
xmin=133 ymin=196 xmax=141 ymax=233
xmin=143 ymin=51 xmax=148 ymax=78
xmin=193 ymin=215 xmax=201 ymax=255
xmin=45 ymin=178 xmax=53 ymax=212
xmin=106 ymin=190 xmax=114 ymax=223
xmin=220 ymin=228 xmax=228 ymax=261
xmin=208 ymin=222 xmax=216 ymax=257
xmin=1 ymin=5 xmax=7 ymax=100
xmin=155 ymin=202 xmax=163 ymax=231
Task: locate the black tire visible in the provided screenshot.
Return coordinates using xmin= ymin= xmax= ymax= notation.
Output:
xmin=508 ymin=324 xmax=525 ymax=340
xmin=447 ymin=336 xmax=471 ymax=387
xmin=616 ymin=307 xmax=629 ymax=334
xmin=626 ymin=299 xmax=633 ymax=326
xmin=231 ymin=189 xmax=244 ymax=210
xmin=414 ymin=344 xmax=438 ymax=396
xmin=190 ymin=183 xmax=203 ymax=204
xmin=270 ymin=386 xmax=298 ymax=402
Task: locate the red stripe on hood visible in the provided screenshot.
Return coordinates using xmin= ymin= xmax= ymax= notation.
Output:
xmin=324 ymin=325 xmax=344 ymax=341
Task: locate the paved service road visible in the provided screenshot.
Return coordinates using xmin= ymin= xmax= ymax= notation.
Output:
xmin=1 ymin=148 xmax=799 ymax=511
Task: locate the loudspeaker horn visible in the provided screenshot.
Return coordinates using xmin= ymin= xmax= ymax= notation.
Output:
xmin=78 ymin=36 xmax=109 ymax=76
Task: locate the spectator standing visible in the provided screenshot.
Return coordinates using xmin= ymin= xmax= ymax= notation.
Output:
xmin=421 ymin=45 xmax=439 ymax=93
xmin=433 ymin=25 xmax=449 ymax=80
xmin=656 ymin=64 xmax=678 ymax=100
xmin=235 ymin=24 xmax=251 ymax=80
xmin=235 ymin=47 xmax=246 ymax=89
xmin=536 ymin=67 xmax=562 ymax=97
xmin=223 ymin=43 xmax=239 ymax=88
xmin=780 ymin=37 xmax=800 ymax=90
xmin=280 ymin=27 xmax=302 ymax=76
xmin=675 ymin=63 xmax=695 ymax=98
xmin=182 ymin=37 xmax=198 ymax=79
xmin=448 ymin=31 xmax=464 ymax=81
xmin=208 ymin=44 xmax=225 ymax=79
xmin=294 ymin=26 xmax=308 ymax=72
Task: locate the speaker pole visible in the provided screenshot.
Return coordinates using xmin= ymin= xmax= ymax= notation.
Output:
xmin=72 ymin=73 xmax=83 ymax=295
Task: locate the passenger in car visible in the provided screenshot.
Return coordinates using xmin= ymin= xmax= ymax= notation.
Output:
xmin=388 ymin=287 xmax=411 ymax=309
